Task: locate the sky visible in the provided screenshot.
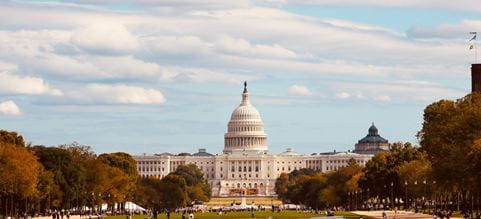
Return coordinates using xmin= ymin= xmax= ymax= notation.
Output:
xmin=0 ymin=0 xmax=479 ymax=155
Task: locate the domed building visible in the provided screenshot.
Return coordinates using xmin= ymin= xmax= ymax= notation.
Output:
xmin=133 ymin=82 xmax=375 ymax=197
xmin=353 ymin=123 xmax=390 ymax=154
xmin=224 ymin=82 xmax=268 ymax=154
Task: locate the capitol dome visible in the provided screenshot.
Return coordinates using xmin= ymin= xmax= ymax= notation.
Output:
xmin=224 ymin=82 xmax=268 ymax=154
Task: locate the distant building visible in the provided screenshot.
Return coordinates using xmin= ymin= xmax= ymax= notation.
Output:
xmin=472 ymin=64 xmax=481 ymax=92
xmin=353 ymin=123 xmax=390 ymax=154
xmin=133 ymin=82 xmax=374 ymax=197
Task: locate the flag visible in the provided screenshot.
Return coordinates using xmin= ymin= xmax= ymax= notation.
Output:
xmin=470 ymin=44 xmax=475 ymax=50
xmin=470 ymin=32 xmax=477 ymax=41
xmin=470 ymin=34 xmax=477 ymax=41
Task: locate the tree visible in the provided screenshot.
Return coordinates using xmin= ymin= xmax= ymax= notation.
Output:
xmin=171 ymin=164 xmax=211 ymax=203
xmin=359 ymin=142 xmax=424 ymax=201
xmin=0 ymin=130 xmax=25 ymax=147
xmin=159 ymin=175 xmax=188 ymax=211
xmin=133 ymin=178 xmax=163 ymax=213
xmin=0 ymin=142 xmax=41 ymax=216
xmin=32 ymin=146 xmax=87 ymax=209
xmin=418 ymin=93 xmax=481 ymax=210
xmin=98 ymin=152 xmax=139 ymax=212
xmin=322 ymin=159 xmax=363 ymax=208
xmin=274 ymin=168 xmax=324 ymax=207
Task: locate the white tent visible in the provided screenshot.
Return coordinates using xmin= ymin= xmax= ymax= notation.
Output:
xmin=100 ymin=202 xmax=146 ymax=211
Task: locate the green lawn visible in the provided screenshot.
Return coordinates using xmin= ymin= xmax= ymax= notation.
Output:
xmin=105 ymin=210 xmax=368 ymax=219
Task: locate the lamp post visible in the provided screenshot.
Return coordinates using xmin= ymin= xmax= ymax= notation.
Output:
xmin=354 ymin=190 xmax=357 ymax=210
xmin=384 ymin=184 xmax=387 ymax=208
xmin=390 ymin=182 xmax=394 ymax=210
xmin=367 ymin=188 xmax=370 ymax=210
xmin=405 ymin=181 xmax=408 ymax=210
xmin=414 ymin=181 xmax=418 ymax=210
xmin=348 ymin=192 xmax=351 ymax=211
xmin=422 ymin=180 xmax=427 ymax=213
xmin=360 ymin=190 xmax=363 ymax=210
xmin=433 ymin=180 xmax=437 ymax=213
xmin=108 ymin=193 xmax=111 ymax=215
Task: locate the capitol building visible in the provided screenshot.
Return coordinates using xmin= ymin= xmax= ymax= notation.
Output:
xmin=133 ymin=83 xmax=390 ymax=197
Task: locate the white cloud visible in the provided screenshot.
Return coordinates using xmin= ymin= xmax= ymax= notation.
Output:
xmin=279 ymin=0 xmax=481 ymax=13
xmin=374 ymin=95 xmax=392 ymax=102
xmin=0 ymin=71 xmax=63 ymax=96
xmin=408 ymin=20 xmax=481 ymax=39
xmin=0 ymin=100 xmax=22 ymax=116
xmin=288 ymin=84 xmax=312 ymax=96
xmin=330 ymin=80 xmax=465 ymax=103
xmin=0 ymin=61 xmax=18 ymax=72
xmin=215 ymin=35 xmax=296 ymax=59
xmin=336 ymin=92 xmax=351 ymax=99
xmin=70 ymin=84 xmax=166 ymax=105
xmin=71 ymin=22 xmax=140 ymax=55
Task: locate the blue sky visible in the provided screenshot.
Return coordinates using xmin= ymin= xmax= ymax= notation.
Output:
xmin=0 ymin=0 xmax=479 ymax=155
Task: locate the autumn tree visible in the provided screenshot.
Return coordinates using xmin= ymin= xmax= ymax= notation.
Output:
xmin=418 ymin=92 xmax=481 ymax=210
xmin=0 ymin=130 xmax=25 ymax=147
xmin=359 ymin=142 xmax=424 ymax=201
xmin=98 ymin=152 xmax=139 ymax=212
xmin=322 ymin=159 xmax=363 ymax=208
xmin=0 ymin=142 xmax=41 ymax=216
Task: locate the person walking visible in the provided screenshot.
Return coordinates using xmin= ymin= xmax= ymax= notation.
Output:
xmin=382 ymin=210 xmax=388 ymax=219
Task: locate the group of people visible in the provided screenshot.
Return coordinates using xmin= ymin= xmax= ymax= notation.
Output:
xmin=50 ymin=210 xmax=71 ymax=219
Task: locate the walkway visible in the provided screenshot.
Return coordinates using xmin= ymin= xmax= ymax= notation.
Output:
xmin=352 ymin=210 xmax=462 ymax=219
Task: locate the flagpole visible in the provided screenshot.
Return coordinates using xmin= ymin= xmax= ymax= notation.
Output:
xmin=470 ymin=32 xmax=477 ymax=63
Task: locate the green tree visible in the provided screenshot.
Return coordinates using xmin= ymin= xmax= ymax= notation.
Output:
xmin=171 ymin=164 xmax=211 ymax=203
xmin=32 ymin=146 xmax=87 ymax=209
xmin=159 ymin=175 xmax=188 ymax=211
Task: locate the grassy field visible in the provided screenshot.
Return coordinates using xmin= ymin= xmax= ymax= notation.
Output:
xmin=105 ymin=211 xmax=368 ymax=219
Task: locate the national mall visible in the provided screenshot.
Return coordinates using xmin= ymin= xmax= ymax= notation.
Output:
xmin=133 ymin=83 xmax=390 ymax=197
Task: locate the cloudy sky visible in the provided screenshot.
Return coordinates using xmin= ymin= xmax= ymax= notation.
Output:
xmin=0 ymin=0 xmax=479 ymax=155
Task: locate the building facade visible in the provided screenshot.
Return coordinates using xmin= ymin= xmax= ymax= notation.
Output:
xmin=133 ymin=83 xmax=382 ymax=197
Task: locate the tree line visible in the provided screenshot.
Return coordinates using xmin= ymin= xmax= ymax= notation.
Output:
xmin=275 ymin=92 xmax=481 ymax=215
xmin=0 ymin=131 xmax=211 ymax=217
